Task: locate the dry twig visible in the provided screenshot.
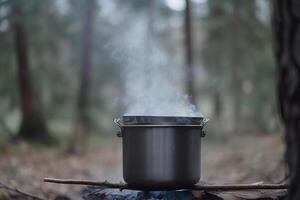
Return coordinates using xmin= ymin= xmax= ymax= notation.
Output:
xmin=0 ymin=181 xmax=45 ymax=200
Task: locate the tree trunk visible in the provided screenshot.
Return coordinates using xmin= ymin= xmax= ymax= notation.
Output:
xmin=214 ymin=88 xmax=222 ymax=121
xmin=214 ymin=87 xmax=224 ymax=136
xmin=231 ymin=0 xmax=241 ymax=134
xmin=148 ymin=0 xmax=155 ymax=35
xmin=69 ymin=0 xmax=95 ymax=153
xmin=274 ymin=0 xmax=300 ymax=199
xmin=184 ymin=0 xmax=196 ymax=105
xmin=144 ymin=0 xmax=156 ymax=93
xmin=12 ymin=6 xmax=49 ymax=143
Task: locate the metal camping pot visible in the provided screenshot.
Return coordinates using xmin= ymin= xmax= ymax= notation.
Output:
xmin=114 ymin=115 xmax=207 ymax=190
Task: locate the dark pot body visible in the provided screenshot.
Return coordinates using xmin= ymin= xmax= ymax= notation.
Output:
xmin=115 ymin=116 xmax=206 ymax=190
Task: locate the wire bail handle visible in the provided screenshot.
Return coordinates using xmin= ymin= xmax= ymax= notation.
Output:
xmin=113 ymin=118 xmax=123 ymax=137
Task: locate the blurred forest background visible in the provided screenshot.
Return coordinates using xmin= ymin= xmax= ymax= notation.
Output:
xmin=0 ymin=0 xmax=285 ymax=199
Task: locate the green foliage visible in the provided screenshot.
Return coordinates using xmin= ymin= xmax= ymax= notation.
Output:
xmin=0 ymin=0 xmax=278 ymax=139
xmin=201 ymin=0 xmax=276 ymax=132
xmin=0 ymin=0 xmax=120 ymax=137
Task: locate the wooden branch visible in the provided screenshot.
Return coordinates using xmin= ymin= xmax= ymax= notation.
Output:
xmin=44 ymin=178 xmax=288 ymax=191
xmin=44 ymin=178 xmax=128 ymax=189
xmin=193 ymin=183 xmax=288 ymax=191
xmin=0 ymin=181 xmax=45 ymax=200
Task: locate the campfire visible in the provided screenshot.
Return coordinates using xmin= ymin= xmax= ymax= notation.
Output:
xmin=44 ymin=115 xmax=287 ymax=199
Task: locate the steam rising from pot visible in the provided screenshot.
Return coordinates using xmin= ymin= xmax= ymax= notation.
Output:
xmin=112 ymin=17 xmax=202 ymax=117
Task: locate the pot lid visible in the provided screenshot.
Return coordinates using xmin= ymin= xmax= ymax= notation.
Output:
xmin=122 ymin=115 xmax=208 ymax=126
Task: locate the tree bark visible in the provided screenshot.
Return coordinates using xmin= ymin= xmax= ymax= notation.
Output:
xmin=12 ymin=5 xmax=49 ymax=143
xmin=69 ymin=0 xmax=96 ymax=153
xmin=231 ymin=0 xmax=242 ymax=134
xmin=184 ymin=0 xmax=196 ymax=105
xmin=274 ymin=0 xmax=300 ymax=199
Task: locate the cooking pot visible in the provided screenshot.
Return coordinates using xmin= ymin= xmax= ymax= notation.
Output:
xmin=114 ymin=115 xmax=207 ymax=190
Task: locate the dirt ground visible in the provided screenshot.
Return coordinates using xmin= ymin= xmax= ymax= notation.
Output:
xmin=0 ymin=133 xmax=286 ymax=200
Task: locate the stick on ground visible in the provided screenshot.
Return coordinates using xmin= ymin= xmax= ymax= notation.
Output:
xmin=44 ymin=178 xmax=288 ymax=191
xmin=0 ymin=181 xmax=45 ymax=200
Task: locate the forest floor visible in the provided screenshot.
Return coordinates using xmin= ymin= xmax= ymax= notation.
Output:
xmin=0 ymin=133 xmax=286 ymax=200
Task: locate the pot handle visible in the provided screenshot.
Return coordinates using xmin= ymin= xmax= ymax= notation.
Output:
xmin=200 ymin=130 xmax=206 ymax=137
xmin=113 ymin=118 xmax=123 ymax=137
xmin=113 ymin=118 xmax=123 ymax=127
xmin=200 ymin=118 xmax=208 ymax=137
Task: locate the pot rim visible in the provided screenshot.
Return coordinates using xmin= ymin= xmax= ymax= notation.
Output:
xmin=120 ymin=115 xmax=209 ymax=126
